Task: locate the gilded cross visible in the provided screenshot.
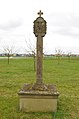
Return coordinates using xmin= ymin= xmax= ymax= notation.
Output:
xmin=38 ymin=10 xmax=43 ymax=17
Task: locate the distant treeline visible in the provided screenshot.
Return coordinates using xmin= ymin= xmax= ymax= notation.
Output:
xmin=0 ymin=53 xmax=79 ymax=57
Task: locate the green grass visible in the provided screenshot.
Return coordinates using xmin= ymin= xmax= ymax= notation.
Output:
xmin=0 ymin=57 xmax=79 ymax=119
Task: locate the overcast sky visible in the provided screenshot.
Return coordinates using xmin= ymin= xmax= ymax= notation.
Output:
xmin=0 ymin=0 xmax=79 ymax=54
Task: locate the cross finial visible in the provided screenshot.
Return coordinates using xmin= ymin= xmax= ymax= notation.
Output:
xmin=38 ymin=10 xmax=43 ymax=17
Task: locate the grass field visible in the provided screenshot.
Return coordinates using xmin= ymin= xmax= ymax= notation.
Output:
xmin=0 ymin=57 xmax=79 ymax=119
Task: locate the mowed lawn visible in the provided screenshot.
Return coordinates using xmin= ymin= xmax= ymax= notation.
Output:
xmin=0 ymin=57 xmax=79 ymax=119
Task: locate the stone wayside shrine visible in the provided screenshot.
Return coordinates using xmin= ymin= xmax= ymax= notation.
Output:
xmin=18 ymin=10 xmax=59 ymax=112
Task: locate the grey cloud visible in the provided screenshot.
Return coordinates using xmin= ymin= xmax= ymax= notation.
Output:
xmin=49 ymin=13 xmax=79 ymax=38
xmin=0 ymin=18 xmax=22 ymax=31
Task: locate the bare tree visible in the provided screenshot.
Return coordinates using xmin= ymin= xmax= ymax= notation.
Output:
xmin=67 ymin=52 xmax=72 ymax=62
xmin=3 ymin=45 xmax=18 ymax=64
xmin=25 ymin=39 xmax=36 ymax=71
xmin=55 ymin=49 xmax=62 ymax=64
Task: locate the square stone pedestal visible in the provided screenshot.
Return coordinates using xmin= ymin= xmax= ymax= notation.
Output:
xmin=18 ymin=89 xmax=59 ymax=112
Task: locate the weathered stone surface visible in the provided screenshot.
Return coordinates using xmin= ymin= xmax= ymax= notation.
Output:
xmin=18 ymin=83 xmax=59 ymax=112
xmin=20 ymin=83 xmax=58 ymax=92
xmin=18 ymin=91 xmax=59 ymax=112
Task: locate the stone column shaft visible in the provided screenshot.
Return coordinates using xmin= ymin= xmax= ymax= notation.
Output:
xmin=36 ymin=35 xmax=43 ymax=84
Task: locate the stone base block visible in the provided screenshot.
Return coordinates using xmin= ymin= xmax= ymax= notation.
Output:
xmin=18 ymin=91 xmax=59 ymax=112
